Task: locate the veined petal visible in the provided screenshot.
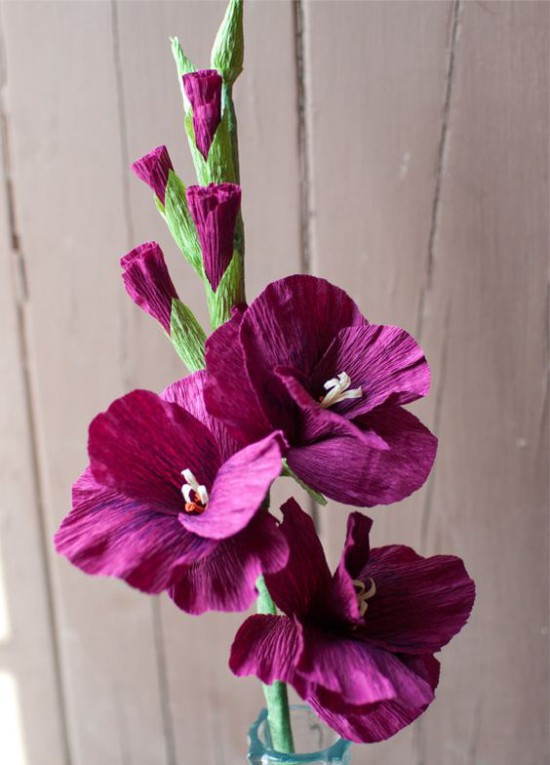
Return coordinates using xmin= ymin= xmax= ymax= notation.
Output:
xmin=183 ymin=69 xmax=222 ymax=160
xmin=121 ymin=242 xmax=178 ymax=333
xmin=89 ymin=389 xmax=220 ymax=509
xmin=131 ymin=145 xmax=173 ymax=204
xmin=178 ymin=432 xmax=285 ymax=540
xmin=55 ymin=468 xmax=214 ymax=593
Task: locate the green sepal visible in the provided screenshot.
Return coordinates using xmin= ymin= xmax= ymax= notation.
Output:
xmin=169 ymin=299 xmax=207 ymax=371
xmin=170 ymin=36 xmax=195 ymax=113
xmin=184 ymin=107 xmax=236 ymax=185
xmin=281 ymin=459 xmax=328 ymax=506
xmin=163 ymin=170 xmax=203 ymax=275
xmin=204 ymin=249 xmax=244 ymax=329
xmin=211 ymin=0 xmax=244 ymax=86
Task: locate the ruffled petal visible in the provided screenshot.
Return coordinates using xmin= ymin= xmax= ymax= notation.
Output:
xmin=183 ymin=70 xmax=222 ymax=160
xmin=130 ymin=145 xmax=173 ymax=204
xmin=287 ymin=406 xmax=437 ymax=507
xmin=359 ymin=545 xmax=476 ymax=654
xmin=264 ymin=498 xmax=332 ymax=618
xmin=120 ymin=242 xmax=178 ymax=333
xmin=311 ymin=324 xmax=430 ymax=418
xmin=89 ymin=389 xmax=220 ymax=509
xmin=205 ymin=308 xmax=272 ymax=444
xmin=170 ymin=512 xmax=288 ymax=614
xmin=178 ymin=432 xmax=285 ymax=540
xmin=55 ymin=468 xmax=214 ymax=593
xmin=229 ymin=614 xmax=308 ymax=694
xmin=308 ymin=655 xmax=440 ymax=743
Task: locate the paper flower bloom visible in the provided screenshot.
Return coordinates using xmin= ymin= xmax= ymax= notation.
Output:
xmin=121 ymin=241 xmax=178 ymax=333
xmin=183 ymin=69 xmax=223 ymax=160
xmin=230 ymin=499 xmax=475 ymax=743
xmin=205 ymin=274 xmax=437 ymax=506
xmin=187 ymin=183 xmax=241 ymax=291
xmin=131 ymin=145 xmax=174 ymax=204
xmin=55 ymin=372 xmax=288 ymax=614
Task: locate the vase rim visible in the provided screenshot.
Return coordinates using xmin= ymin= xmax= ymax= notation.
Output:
xmin=248 ymin=705 xmax=352 ymax=763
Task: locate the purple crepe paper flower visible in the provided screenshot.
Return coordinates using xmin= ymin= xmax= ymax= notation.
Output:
xmin=187 ymin=183 xmax=241 ymax=291
xmin=183 ymin=69 xmax=223 ymax=160
xmin=205 ymin=274 xmax=437 ymax=507
xmin=230 ymin=499 xmax=475 ymax=743
xmin=131 ymin=145 xmax=173 ymax=205
xmin=120 ymin=241 xmax=178 ymax=333
xmin=54 ymin=371 xmax=288 ymax=614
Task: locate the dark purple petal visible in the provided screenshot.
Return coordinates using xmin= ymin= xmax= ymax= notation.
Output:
xmin=311 ymin=324 xmax=430 ymax=417
xmin=162 ymin=370 xmax=239 ymax=462
xmin=240 ymin=276 xmax=367 ymax=383
xmin=170 ymin=512 xmax=288 ymax=614
xmin=230 ymin=614 xmax=308 ymax=694
xmin=89 ymin=389 xmax=220 ymax=509
xmin=358 ymin=545 xmax=476 ymax=654
xmin=55 ymin=468 xmax=215 ymax=593
xmin=204 ymin=308 xmax=273 ymax=444
xmin=264 ymin=499 xmax=332 ymax=618
xmin=120 ymin=242 xmax=178 ymax=333
xmin=183 ymin=69 xmax=223 ymax=160
xmin=178 ymin=432 xmax=285 ymax=540
xmin=308 ymin=655 xmax=440 ymax=743
xmin=130 ymin=145 xmax=173 ymax=204
xmin=187 ymin=183 xmax=241 ymax=291
xmin=287 ymin=406 xmax=437 ymax=507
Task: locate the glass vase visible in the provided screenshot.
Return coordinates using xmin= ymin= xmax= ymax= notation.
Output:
xmin=247 ymin=705 xmax=352 ymax=764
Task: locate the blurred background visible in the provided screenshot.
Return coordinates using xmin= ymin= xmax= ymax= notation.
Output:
xmin=0 ymin=1 xmax=548 ymax=764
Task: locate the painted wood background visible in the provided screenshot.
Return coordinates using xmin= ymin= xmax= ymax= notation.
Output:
xmin=0 ymin=1 xmax=547 ymax=764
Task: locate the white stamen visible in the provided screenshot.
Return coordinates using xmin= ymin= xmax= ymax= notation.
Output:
xmin=319 ymin=372 xmax=362 ymax=409
xmin=353 ymin=577 xmax=376 ymax=617
xmin=181 ymin=469 xmax=209 ymax=505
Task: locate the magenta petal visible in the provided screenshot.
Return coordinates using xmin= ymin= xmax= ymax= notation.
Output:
xmin=312 ymin=324 xmax=430 ymax=417
xmin=187 ymin=183 xmax=241 ymax=291
xmin=183 ymin=69 xmax=222 ymax=160
xmin=131 ymin=145 xmax=173 ymax=204
xmin=204 ymin=309 xmax=272 ymax=444
xmin=360 ymin=545 xmax=476 ymax=654
xmin=55 ymin=468 xmax=214 ymax=593
xmin=121 ymin=242 xmax=178 ymax=333
xmin=230 ymin=614 xmax=307 ymax=693
xmin=264 ymin=499 xmax=332 ymax=617
xmin=170 ymin=512 xmax=288 ymax=614
xmin=288 ymin=407 xmax=437 ymax=507
xmin=89 ymin=389 xmax=220 ymax=508
xmin=178 ymin=432 xmax=285 ymax=540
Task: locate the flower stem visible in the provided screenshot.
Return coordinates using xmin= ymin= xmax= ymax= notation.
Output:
xmin=256 ymin=576 xmax=295 ymax=754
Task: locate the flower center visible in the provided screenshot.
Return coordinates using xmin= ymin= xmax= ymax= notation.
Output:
xmin=353 ymin=578 xmax=376 ymax=617
xmin=181 ymin=469 xmax=209 ymax=515
xmin=319 ymin=372 xmax=362 ymax=409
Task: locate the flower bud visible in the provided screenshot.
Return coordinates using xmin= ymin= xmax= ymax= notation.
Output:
xmin=131 ymin=145 xmax=174 ymax=205
xmin=121 ymin=242 xmax=178 ymax=332
xmin=182 ymin=70 xmax=223 ymax=161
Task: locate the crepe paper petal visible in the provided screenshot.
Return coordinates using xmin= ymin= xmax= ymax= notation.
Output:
xmin=183 ymin=69 xmax=223 ymax=160
xmin=264 ymin=499 xmax=332 ymax=618
xmin=89 ymin=389 xmax=220 ymax=508
xmin=55 ymin=468 xmax=215 ymax=593
xmin=204 ymin=309 xmax=275 ymax=443
xmin=169 ymin=511 xmax=288 ymax=614
xmin=187 ymin=183 xmax=241 ymax=291
xmin=120 ymin=242 xmax=178 ymax=333
xmin=311 ymin=324 xmax=430 ymax=418
xmin=287 ymin=406 xmax=437 ymax=507
xmin=131 ymin=145 xmax=174 ymax=204
xmin=308 ymin=655 xmax=440 ymax=743
xmin=358 ymin=545 xmax=476 ymax=654
xmin=178 ymin=431 xmax=285 ymax=539
xmin=230 ymin=614 xmax=308 ymax=692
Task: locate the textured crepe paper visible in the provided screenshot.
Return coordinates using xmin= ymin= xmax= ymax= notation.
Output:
xmin=183 ymin=69 xmax=223 ymax=160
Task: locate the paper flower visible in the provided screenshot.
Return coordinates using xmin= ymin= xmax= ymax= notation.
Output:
xmin=120 ymin=241 xmax=178 ymax=333
xmin=205 ymin=274 xmax=437 ymax=506
xmin=131 ymin=145 xmax=174 ymax=204
xmin=183 ymin=69 xmax=223 ymax=160
xmin=230 ymin=499 xmax=475 ymax=743
xmin=187 ymin=183 xmax=241 ymax=291
xmin=55 ymin=372 xmax=288 ymax=614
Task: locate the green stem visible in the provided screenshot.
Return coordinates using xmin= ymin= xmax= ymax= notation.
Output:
xmin=256 ymin=576 xmax=295 ymax=754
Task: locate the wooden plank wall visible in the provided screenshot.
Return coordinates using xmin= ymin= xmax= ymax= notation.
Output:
xmin=0 ymin=2 xmax=547 ymax=764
